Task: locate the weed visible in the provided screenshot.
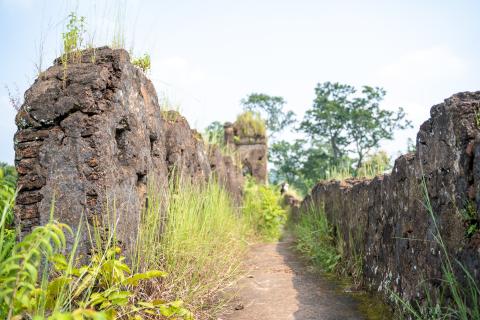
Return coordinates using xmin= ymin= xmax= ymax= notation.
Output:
xmin=234 ymin=111 xmax=266 ymax=138
xmin=133 ymin=177 xmax=252 ymax=319
xmin=132 ymin=53 xmax=151 ymax=72
xmin=460 ymin=200 xmax=479 ymax=238
xmin=293 ymin=203 xmax=341 ymax=272
xmin=389 ymin=178 xmax=480 ymax=319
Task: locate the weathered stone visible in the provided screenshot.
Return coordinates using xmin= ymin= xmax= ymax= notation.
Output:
xmin=224 ymin=122 xmax=268 ymax=183
xmin=300 ymin=91 xmax=480 ymax=309
xmin=14 ymin=47 xmax=244 ymax=255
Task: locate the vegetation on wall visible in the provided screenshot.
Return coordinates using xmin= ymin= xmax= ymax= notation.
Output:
xmin=234 ymin=111 xmax=266 ymax=138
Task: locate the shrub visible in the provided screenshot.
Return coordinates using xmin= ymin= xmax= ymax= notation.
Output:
xmin=293 ymin=204 xmax=340 ymax=272
xmin=242 ymin=178 xmax=287 ymax=241
xmin=234 ymin=111 xmax=266 ymax=138
xmin=0 ymin=193 xmax=192 ymax=319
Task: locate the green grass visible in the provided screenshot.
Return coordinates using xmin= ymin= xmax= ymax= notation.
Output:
xmin=133 ymin=177 xmax=253 ymax=320
xmin=234 ymin=111 xmax=266 ymax=138
xmin=293 ymin=203 xmax=340 ymax=272
xmin=389 ymin=178 xmax=480 ymax=320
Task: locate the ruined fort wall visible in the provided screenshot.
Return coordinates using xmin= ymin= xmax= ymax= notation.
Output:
xmin=301 ymin=91 xmax=480 ymax=304
xmin=14 ymin=47 xmax=243 ymax=252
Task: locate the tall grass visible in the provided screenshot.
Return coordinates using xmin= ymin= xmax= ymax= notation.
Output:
xmin=134 ymin=177 xmax=252 ymax=319
xmin=293 ymin=203 xmax=340 ymax=272
xmin=390 ymin=178 xmax=480 ymax=319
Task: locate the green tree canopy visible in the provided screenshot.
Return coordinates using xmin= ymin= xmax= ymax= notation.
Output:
xmin=241 ymin=93 xmax=295 ymax=139
xmin=299 ymin=82 xmax=411 ymax=170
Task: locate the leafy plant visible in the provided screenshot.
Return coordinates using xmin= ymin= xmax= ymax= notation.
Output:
xmin=132 ymin=53 xmax=151 ymax=72
xmin=242 ymin=177 xmax=287 ymax=241
xmin=62 ymin=12 xmax=86 ymax=60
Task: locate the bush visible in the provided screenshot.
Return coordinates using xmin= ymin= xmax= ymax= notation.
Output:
xmin=132 ymin=53 xmax=151 ymax=72
xmin=234 ymin=111 xmax=266 ymax=138
xmin=242 ymin=178 xmax=287 ymax=241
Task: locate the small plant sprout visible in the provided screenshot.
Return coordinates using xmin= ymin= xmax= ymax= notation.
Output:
xmin=132 ymin=53 xmax=151 ymax=72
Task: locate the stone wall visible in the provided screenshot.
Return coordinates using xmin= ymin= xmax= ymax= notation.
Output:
xmin=224 ymin=122 xmax=268 ymax=183
xmin=300 ymin=91 xmax=480 ymax=306
xmin=14 ymin=47 xmax=243 ymax=252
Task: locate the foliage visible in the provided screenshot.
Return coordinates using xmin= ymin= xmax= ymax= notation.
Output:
xmin=241 ymin=93 xmax=295 ymax=139
xmin=204 ymin=121 xmax=225 ymax=147
xmin=0 ymin=194 xmax=192 ymax=319
xmin=0 ymin=163 xmax=16 ymax=227
xmin=62 ymin=12 xmax=86 ymax=59
xmin=133 ymin=178 xmax=251 ymax=319
xmin=299 ymin=82 xmax=411 ymax=169
xmin=242 ymin=178 xmax=287 ymax=241
xmin=132 ymin=53 xmax=151 ymax=72
xmin=356 ymin=151 xmax=391 ymax=178
xmin=293 ymin=204 xmax=341 ymax=272
xmin=390 ymin=179 xmax=480 ymax=319
xmin=234 ymin=111 xmax=266 ymax=138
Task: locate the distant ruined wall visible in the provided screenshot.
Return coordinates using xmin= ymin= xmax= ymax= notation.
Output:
xmin=14 ymin=47 xmax=243 ymax=252
xmin=300 ymin=92 xmax=480 ymax=306
xmin=224 ymin=122 xmax=268 ymax=183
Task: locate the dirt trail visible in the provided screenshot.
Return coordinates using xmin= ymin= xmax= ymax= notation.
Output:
xmin=221 ymin=239 xmax=367 ymax=320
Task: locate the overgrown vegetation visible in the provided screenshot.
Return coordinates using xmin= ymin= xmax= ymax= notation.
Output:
xmin=133 ymin=178 xmax=253 ymax=319
xmin=242 ymin=177 xmax=286 ymax=241
xmin=293 ymin=204 xmax=340 ymax=272
xmin=234 ymin=111 xmax=266 ymax=138
xmin=0 ymin=192 xmax=194 ymax=319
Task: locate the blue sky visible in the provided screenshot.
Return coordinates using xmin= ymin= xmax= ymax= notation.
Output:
xmin=1 ymin=0 xmax=479 ymax=164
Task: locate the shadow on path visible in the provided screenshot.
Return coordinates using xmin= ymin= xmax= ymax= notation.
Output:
xmin=222 ymin=240 xmax=367 ymax=320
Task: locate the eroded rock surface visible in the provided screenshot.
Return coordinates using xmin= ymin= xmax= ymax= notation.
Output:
xmin=14 ymin=47 xmax=243 ymax=252
xmin=224 ymin=122 xmax=268 ymax=183
xmin=301 ymin=91 xmax=480 ymax=308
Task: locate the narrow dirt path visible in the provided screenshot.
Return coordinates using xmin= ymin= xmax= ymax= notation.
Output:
xmin=221 ymin=239 xmax=367 ymax=320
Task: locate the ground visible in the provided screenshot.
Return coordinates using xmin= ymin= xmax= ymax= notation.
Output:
xmin=221 ymin=239 xmax=367 ymax=320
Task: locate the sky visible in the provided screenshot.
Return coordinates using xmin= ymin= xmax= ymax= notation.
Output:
xmin=0 ymin=0 xmax=479 ymax=164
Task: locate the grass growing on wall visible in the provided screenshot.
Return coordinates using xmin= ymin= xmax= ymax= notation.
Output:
xmin=390 ymin=178 xmax=480 ymax=320
xmin=134 ymin=178 xmax=253 ymax=320
xmin=234 ymin=111 xmax=266 ymax=138
xmin=242 ymin=177 xmax=287 ymax=241
xmin=293 ymin=204 xmax=340 ymax=272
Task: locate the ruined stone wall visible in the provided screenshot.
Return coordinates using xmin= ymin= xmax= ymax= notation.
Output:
xmin=14 ymin=47 xmax=243 ymax=252
xmin=301 ymin=91 xmax=480 ymax=306
xmin=224 ymin=122 xmax=268 ymax=183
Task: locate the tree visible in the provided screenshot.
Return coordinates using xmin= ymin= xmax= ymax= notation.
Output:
xmin=204 ymin=121 xmax=225 ymax=146
xmin=299 ymin=82 xmax=354 ymax=164
xmin=348 ymin=86 xmax=411 ymax=169
xmin=299 ymin=82 xmax=411 ymax=170
xmin=241 ymin=93 xmax=295 ymax=139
